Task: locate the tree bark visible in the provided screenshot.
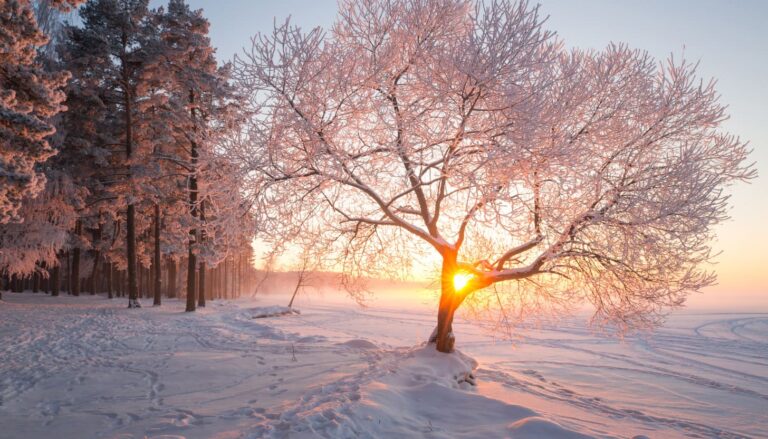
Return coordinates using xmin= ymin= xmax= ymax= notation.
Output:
xmin=432 ymin=255 xmax=465 ymax=353
xmin=230 ymin=258 xmax=235 ymax=298
xmin=211 ymin=264 xmax=218 ymax=299
xmin=237 ymin=254 xmax=243 ymax=297
xmin=223 ymin=258 xmax=229 ymax=299
xmin=43 ymin=262 xmax=50 ymax=294
xmin=153 ymin=203 xmax=162 ymax=306
xmin=138 ymin=263 xmax=144 ymax=299
xmin=106 ymin=262 xmax=113 ymax=299
xmin=185 ymin=89 xmax=199 ymax=313
xmin=186 ymin=248 xmax=197 ymax=312
xmin=126 ymin=206 xmax=139 ymax=306
xmin=288 ymin=281 xmax=300 ymax=308
xmin=197 ymin=200 xmax=206 ymax=307
xmin=52 ymin=262 xmax=60 ymax=297
xmin=168 ymin=258 xmax=176 ymax=298
xmin=219 ymin=263 xmax=223 ymax=299
xmin=65 ymin=250 xmax=70 ymax=294
xmin=89 ymin=254 xmax=99 ymax=295
xmin=71 ymin=220 xmax=82 ymax=296
xmin=198 ymin=262 xmax=206 ymax=307
xmin=124 ymin=46 xmax=140 ymax=308
xmin=89 ymin=222 xmax=102 ymax=295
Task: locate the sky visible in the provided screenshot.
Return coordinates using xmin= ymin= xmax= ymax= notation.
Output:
xmin=159 ymin=0 xmax=768 ymax=309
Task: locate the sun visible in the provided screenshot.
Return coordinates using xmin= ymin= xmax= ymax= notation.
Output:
xmin=453 ymin=272 xmax=474 ymax=292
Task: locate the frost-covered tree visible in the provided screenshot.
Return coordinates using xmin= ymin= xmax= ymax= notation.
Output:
xmin=235 ymin=0 xmax=755 ymax=352
xmin=61 ymin=0 xmax=155 ymax=307
xmin=0 ymin=0 xmax=80 ymax=224
xmin=56 ymin=24 xmax=112 ymax=297
xmin=153 ymin=0 xmax=238 ymax=311
xmin=0 ymin=172 xmax=82 ymax=292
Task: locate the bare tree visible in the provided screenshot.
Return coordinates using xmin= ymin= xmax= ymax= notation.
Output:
xmin=288 ymin=251 xmax=315 ymax=309
xmin=252 ymin=252 xmax=274 ymax=296
xmin=234 ymin=0 xmax=754 ymax=353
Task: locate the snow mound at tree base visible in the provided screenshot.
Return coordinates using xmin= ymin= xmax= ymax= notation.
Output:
xmin=400 ymin=344 xmax=479 ymax=388
xmin=251 ymin=345 xmax=593 ymax=438
xmin=250 ymin=306 xmax=300 ymax=318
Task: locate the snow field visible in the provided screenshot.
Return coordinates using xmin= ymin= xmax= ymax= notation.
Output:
xmin=1 ymin=292 xmax=766 ymax=438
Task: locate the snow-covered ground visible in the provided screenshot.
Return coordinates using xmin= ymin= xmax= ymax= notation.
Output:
xmin=0 ymin=292 xmax=765 ymax=438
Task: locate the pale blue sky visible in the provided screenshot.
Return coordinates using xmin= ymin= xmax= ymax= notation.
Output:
xmin=158 ymin=0 xmax=767 ymax=304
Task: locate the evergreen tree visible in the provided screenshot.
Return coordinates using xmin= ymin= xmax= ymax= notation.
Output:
xmin=154 ymin=0 xmax=236 ymax=311
xmin=0 ymin=0 xmax=80 ymax=224
xmin=62 ymin=0 xmax=153 ymax=307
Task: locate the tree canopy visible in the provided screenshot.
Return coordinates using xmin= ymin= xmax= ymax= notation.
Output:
xmin=234 ymin=0 xmax=755 ymax=352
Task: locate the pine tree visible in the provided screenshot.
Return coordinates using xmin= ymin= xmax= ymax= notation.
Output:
xmin=62 ymin=0 xmax=153 ymax=307
xmin=0 ymin=0 xmax=80 ymax=224
xmin=154 ymin=0 xmax=235 ymax=311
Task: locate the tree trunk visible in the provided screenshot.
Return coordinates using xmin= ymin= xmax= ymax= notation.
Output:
xmin=237 ymin=254 xmax=242 ymax=297
xmin=124 ymin=53 xmax=140 ymax=308
xmin=432 ymin=256 xmax=464 ymax=353
xmin=153 ymin=203 xmax=162 ymax=306
xmin=230 ymin=258 xmax=235 ymax=298
xmin=65 ymin=250 xmax=70 ymax=294
xmin=198 ymin=262 xmax=206 ymax=307
xmin=70 ymin=221 xmax=83 ymax=296
xmin=288 ymin=281 xmax=300 ymax=308
xmin=106 ymin=262 xmax=113 ymax=299
xmin=71 ymin=221 xmax=82 ymax=296
xmin=43 ymin=262 xmax=50 ymax=294
xmin=219 ymin=263 xmax=224 ymax=299
xmin=89 ymin=254 xmax=100 ymax=295
xmin=52 ymin=262 xmax=60 ymax=297
xmin=89 ymin=221 xmax=102 ymax=295
xmin=168 ymin=258 xmax=177 ymax=298
xmin=186 ymin=248 xmax=197 ymax=312
xmin=197 ymin=200 xmax=205 ymax=307
xmin=204 ymin=263 xmax=210 ymax=301
xmin=223 ymin=258 xmax=229 ymax=300
xmin=126 ymin=208 xmax=140 ymax=306
xmin=138 ymin=264 xmax=144 ymax=299
xmin=210 ymin=264 xmax=217 ymax=299
xmin=185 ymin=89 xmax=199 ymax=313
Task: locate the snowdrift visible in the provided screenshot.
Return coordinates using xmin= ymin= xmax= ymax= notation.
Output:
xmin=251 ymin=345 xmax=592 ymax=438
xmin=250 ymin=305 xmax=300 ymax=318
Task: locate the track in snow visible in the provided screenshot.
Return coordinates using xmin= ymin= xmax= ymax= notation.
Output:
xmin=1 ymin=292 xmax=766 ymax=438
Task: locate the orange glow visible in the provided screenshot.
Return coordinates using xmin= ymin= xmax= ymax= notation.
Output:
xmin=453 ymin=272 xmax=474 ymax=292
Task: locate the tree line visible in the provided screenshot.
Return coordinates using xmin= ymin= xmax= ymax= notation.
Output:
xmin=0 ymin=0 xmax=257 ymax=310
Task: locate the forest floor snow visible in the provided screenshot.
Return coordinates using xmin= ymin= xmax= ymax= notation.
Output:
xmin=0 ymin=292 xmax=766 ymax=438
